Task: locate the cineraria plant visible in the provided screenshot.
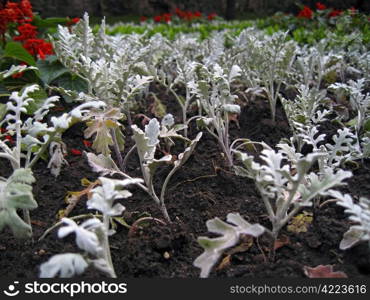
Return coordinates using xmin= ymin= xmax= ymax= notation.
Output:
xmin=52 ymin=13 xmax=153 ymax=122
xmin=329 ymin=79 xmax=370 ymax=136
xmin=329 ymin=190 xmax=370 ymax=251
xmin=86 ymin=115 xmax=202 ymax=222
xmin=237 ymin=30 xmax=296 ymax=122
xmin=232 ymin=142 xmax=352 ymax=257
xmin=189 ymin=63 xmax=241 ymax=167
xmin=293 ymin=42 xmax=344 ymax=90
xmin=0 ymin=79 xmax=106 ymax=239
xmin=40 ymin=176 xmax=142 ymax=278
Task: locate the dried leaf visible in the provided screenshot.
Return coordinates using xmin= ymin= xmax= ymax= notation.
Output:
xmin=216 ymin=255 xmax=231 ymax=271
xmin=274 ymin=235 xmax=290 ymax=250
xmin=227 ymin=235 xmax=254 ymax=255
xmin=287 ymin=212 xmax=313 ymax=233
xmin=303 ymin=265 xmax=347 ymax=278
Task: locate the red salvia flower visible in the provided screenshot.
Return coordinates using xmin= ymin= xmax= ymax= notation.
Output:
xmin=315 ymin=2 xmax=327 ymax=10
xmin=163 ymin=13 xmax=172 ymax=23
xmin=83 ymin=140 xmax=92 ymax=147
xmin=13 ymin=23 xmax=37 ymax=41
xmin=67 ymin=17 xmax=80 ymax=26
xmin=297 ymin=6 xmax=313 ymax=19
xmin=71 ymin=149 xmax=82 ymax=156
xmin=153 ymin=15 xmax=162 ymax=22
xmin=207 ymin=13 xmax=217 ymax=20
xmin=5 ymin=135 xmax=13 ymax=143
xmin=328 ymin=9 xmax=343 ymax=18
xmin=175 ymin=8 xmax=186 ymax=19
xmin=23 ymin=38 xmax=53 ymax=59
xmin=19 ymin=0 xmax=33 ymax=21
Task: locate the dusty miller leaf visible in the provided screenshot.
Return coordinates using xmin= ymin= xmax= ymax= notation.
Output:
xmin=194 ymin=213 xmax=265 ymax=278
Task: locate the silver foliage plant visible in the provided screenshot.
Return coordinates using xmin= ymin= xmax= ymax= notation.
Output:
xmin=52 ymin=13 xmax=153 ymax=158
xmin=329 ymin=191 xmax=370 ymax=251
xmin=40 ymin=177 xmax=142 ymax=278
xmin=52 ymin=13 xmax=152 ymax=111
xmin=0 ymin=72 xmax=106 ymax=239
xmin=86 ymin=114 xmax=202 ymax=223
xmin=189 ymin=63 xmax=241 ymax=167
xmin=233 ymin=143 xmax=352 ymax=245
xmin=193 ymin=142 xmax=352 ymax=277
xmin=237 ymin=30 xmax=296 ymax=122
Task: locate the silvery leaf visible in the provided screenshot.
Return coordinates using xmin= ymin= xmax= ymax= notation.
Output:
xmin=194 ymin=213 xmax=265 ymax=278
xmin=39 ymin=253 xmax=88 ymax=278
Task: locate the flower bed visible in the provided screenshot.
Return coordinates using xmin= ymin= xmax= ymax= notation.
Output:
xmin=0 ymin=3 xmax=370 ymax=279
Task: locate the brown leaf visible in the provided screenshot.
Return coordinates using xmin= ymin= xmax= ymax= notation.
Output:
xmin=228 ymin=113 xmax=240 ymax=129
xmin=227 ymin=235 xmax=254 ymax=255
xmin=31 ymin=220 xmax=47 ymax=227
xmin=303 ymin=265 xmax=348 ymax=278
xmin=216 ymin=255 xmax=231 ymax=271
xmin=274 ymin=235 xmax=290 ymax=251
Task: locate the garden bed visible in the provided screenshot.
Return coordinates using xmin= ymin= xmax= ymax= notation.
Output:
xmin=1 ymin=86 xmax=370 ymax=278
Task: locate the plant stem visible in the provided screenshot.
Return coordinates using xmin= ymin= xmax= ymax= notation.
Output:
xmin=102 ymin=215 xmax=116 ymax=278
xmin=122 ymin=144 xmax=137 ymax=172
xmin=23 ymin=209 xmax=32 ymax=236
xmin=110 ymin=128 xmax=124 ymax=171
xmin=28 ymin=131 xmax=57 ymax=169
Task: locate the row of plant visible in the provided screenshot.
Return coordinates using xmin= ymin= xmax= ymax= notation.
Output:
xmin=0 ymin=4 xmax=369 ymax=277
xmin=96 ymin=4 xmax=369 ymax=45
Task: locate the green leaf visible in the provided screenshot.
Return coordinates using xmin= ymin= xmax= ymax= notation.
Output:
xmin=4 ymin=42 xmax=36 ymax=66
xmin=25 ymin=86 xmax=48 ymax=115
xmin=36 ymin=57 xmax=69 ymax=85
xmin=0 ymin=168 xmax=37 ymax=239
xmin=0 ymin=103 xmax=7 ymax=121
xmin=32 ymin=16 xmax=69 ymax=29
xmin=364 ymin=119 xmax=370 ymax=132
xmin=0 ymin=83 xmax=9 ymax=97
xmin=53 ymin=74 xmax=88 ymax=102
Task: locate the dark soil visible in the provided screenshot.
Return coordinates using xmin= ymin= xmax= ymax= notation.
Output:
xmin=1 ymin=87 xmax=370 ymax=279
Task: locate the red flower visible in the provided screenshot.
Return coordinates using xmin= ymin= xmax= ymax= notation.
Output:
xmin=194 ymin=11 xmax=202 ymax=18
xmin=163 ymin=13 xmax=172 ymax=23
xmin=297 ymin=6 xmax=313 ymax=19
xmin=67 ymin=17 xmax=80 ymax=26
xmin=83 ymin=140 xmax=92 ymax=147
xmin=184 ymin=11 xmax=194 ymax=21
xmin=23 ymin=38 xmax=53 ymax=59
xmin=175 ymin=8 xmax=186 ymax=18
xmin=153 ymin=15 xmax=162 ymax=22
xmin=11 ymin=62 xmax=27 ymax=79
xmin=328 ymin=9 xmax=343 ymax=18
xmin=13 ymin=23 xmax=37 ymax=41
xmin=19 ymin=0 xmax=33 ymax=21
xmin=71 ymin=17 xmax=80 ymax=24
xmin=71 ymin=149 xmax=82 ymax=156
xmin=5 ymin=135 xmax=13 ymax=143
xmin=0 ymin=0 xmax=33 ymax=34
xmin=140 ymin=16 xmax=147 ymax=22
xmin=315 ymin=2 xmax=326 ymax=10
xmin=207 ymin=13 xmax=217 ymax=20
